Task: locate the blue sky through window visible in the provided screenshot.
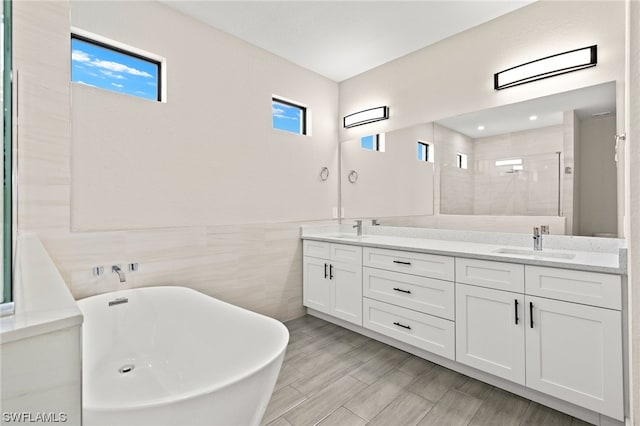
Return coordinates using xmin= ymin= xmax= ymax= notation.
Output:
xmin=272 ymin=99 xmax=304 ymax=134
xmin=71 ymin=37 xmax=159 ymax=101
xmin=361 ymin=135 xmax=375 ymax=150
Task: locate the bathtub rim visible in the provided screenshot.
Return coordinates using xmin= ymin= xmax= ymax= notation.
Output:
xmin=78 ymin=286 xmax=289 ymax=412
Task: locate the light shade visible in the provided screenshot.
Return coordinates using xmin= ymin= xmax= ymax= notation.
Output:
xmin=343 ymin=106 xmax=389 ymax=128
xmin=494 ymin=45 xmax=597 ymax=90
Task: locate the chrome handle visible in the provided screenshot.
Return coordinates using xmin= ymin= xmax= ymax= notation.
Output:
xmin=541 ymin=225 xmax=549 ymax=234
xmin=128 ymin=263 xmax=139 ymax=272
xmin=93 ymin=266 xmax=104 ymax=277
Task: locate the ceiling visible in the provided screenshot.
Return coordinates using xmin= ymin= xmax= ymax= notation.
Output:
xmin=437 ymin=81 xmax=617 ymax=139
xmin=160 ymin=1 xmax=535 ymax=82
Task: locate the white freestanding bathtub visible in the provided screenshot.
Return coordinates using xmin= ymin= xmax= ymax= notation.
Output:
xmin=77 ymin=286 xmax=289 ymax=426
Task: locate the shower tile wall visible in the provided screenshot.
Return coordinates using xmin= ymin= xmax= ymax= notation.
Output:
xmin=472 ymin=125 xmax=563 ymax=216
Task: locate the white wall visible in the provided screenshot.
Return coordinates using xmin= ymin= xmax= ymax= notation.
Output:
xmin=578 ymin=116 xmax=618 ymax=236
xmin=71 ymin=1 xmax=339 ymax=231
xmin=15 ymin=0 xmax=339 ymax=322
xmin=339 ymin=1 xmax=625 ymax=142
xmin=339 ymin=0 xmax=625 ymax=235
xmin=341 ymin=123 xmax=434 ymax=220
xmin=435 ymin=124 xmax=474 ymax=215
xmin=626 ymin=1 xmax=639 ymax=422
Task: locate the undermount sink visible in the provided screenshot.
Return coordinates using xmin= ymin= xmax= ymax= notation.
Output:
xmin=493 ymin=248 xmax=576 ymax=260
xmin=328 ymin=234 xmax=367 ymax=239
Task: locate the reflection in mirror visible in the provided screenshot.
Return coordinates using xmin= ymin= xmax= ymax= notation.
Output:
xmin=340 ymin=82 xmax=618 ymax=236
xmin=2 ymin=0 xmax=13 ymax=310
xmin=437 ymin=82 xmax=617 ymax=237
xmin=341 ymin=124 xmax=434 ymax=224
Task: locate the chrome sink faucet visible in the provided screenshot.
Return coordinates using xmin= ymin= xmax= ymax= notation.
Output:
xmin=533 ymin=225 xmax=549 ymax=251
xmin=112 ymin=265 xmax=126 ymax=283
xmin=353 ymin=220 xmax=363 ymax=236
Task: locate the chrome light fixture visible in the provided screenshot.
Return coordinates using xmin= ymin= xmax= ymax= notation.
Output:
xmin=343 ymin=106 xmax=389 ymax=128
xmin=494 ymin=45 xmax=597 ymax=90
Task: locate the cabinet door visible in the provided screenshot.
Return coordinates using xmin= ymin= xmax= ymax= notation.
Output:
xmin=525 ymin=296 xmax=623 ymax=420
xmin=303 ymin=256 xmax=331 ymax=314
xmin=456 ymin=283 xmax=525 ymax=384
xmin=331 ymin=260 xmax=363 ymax=326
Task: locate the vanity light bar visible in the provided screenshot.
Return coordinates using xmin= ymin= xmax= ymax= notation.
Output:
xmin=494 ymin=45 xmax=597 ymax=90
xmin=343 ymin=106 xmax=389 ymax=128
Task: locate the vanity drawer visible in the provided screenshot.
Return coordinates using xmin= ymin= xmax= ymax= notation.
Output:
xmin=456 ymin=258 xmax=524 ymax=293
xmin=525 ymin=266 xmax=621 ymax=310
xmin=303 ymin=240 xmax=362 ymax=265
xmin=363 ymin=247 xmax=454 ymax=281
xmin=330 ymin=244 xmax=362 ymax=265
xmin=363 ymin=297 xmax=455 ymax=360
xmin=363 ymin=267 xmax=454 ymax=320
xmin=303 ymin=240 xmax=331 ymax=259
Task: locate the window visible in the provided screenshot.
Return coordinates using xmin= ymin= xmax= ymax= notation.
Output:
xmin=272 ymin=97 xmax=307 ymax=135
xmin=417 ymin=141 xmax=434 ymax=163
xmin=456 ymin=153 xmax=468 ymax=169
xmin=71 ymin=34 xmax=161 ymax=101
xmin=361 ymin=134 xmax=385 ymax=152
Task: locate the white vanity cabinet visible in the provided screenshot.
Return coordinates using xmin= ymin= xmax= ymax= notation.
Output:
xmin=362 ymin=247 xmax=456 ymax=359
xmin=455 ymin=260 xmax=624 ymax=420
xmin=301 ymin=234 xmax=625 ymax=422
xmin=303 ymin=240 xmax=363 ymax=326
xmin=525 ymin=269 xmax=623 ymax=420
xmin=456 ymin=283 xmax=526 ymax=384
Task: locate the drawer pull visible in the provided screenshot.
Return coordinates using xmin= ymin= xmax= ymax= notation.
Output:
xmin=324 ymin=263 xmax=328 ymax=279
xmin=514 ymin=299 xmax=519 ymax=325
xmin=530 ymin=302 xmax=534 ymax=328
xmin=393 ymin=287 xmax=412 ymax=294
xmin=393 ymin=321 xmax=412 ymax=330
xmin=329 ymin=264 xmax=334 ymax=280
xmin=393 ymin=260 xmax=412 ymax=266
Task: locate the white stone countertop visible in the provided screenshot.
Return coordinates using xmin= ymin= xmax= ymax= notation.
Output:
xmin=1 ymin=234 xmax=83 ymax=344
xmin=301 ymin=225 xmax=626 ymax=275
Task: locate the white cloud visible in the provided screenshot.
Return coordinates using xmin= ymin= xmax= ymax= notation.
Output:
xmin=272 ymin=106 xmax=296 ymax=119
xmin=147 ymin=82 xmax=157 ymax=86
xmin=111 ymin=83 xmax=124 ymax=88
xmin=100 ymin=70 xmax=125 ymax=80
xmin=76 ymin=81 xmax=97 ymax=88
xmin=72 ymin=50 xmax=91 ymax=63
xmin=92 ymin=59 xmax=153 ymax=78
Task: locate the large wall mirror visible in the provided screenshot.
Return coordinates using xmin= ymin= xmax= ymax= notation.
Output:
xmin=2 ymin=0 xmax=13 ymax=311
xmin=340 ymin=81 xmax=618 ymax=237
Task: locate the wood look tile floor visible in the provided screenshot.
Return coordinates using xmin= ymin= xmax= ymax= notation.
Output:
xmin=262 ymin=315 xmax=593 ymax=426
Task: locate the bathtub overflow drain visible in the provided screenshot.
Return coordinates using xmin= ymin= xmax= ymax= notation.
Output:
xmin=119 ymin=364 xmax=135 ymax=374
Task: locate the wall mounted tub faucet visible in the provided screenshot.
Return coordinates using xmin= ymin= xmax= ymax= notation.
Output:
xmin=112 ymin=265 xmax=126 ymax=283
xmin=353 ymin=220 xmax=363 ymax=236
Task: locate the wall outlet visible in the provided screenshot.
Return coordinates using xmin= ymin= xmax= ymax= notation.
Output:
xmin=332 ymin=207 xmax=338 ymax=219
